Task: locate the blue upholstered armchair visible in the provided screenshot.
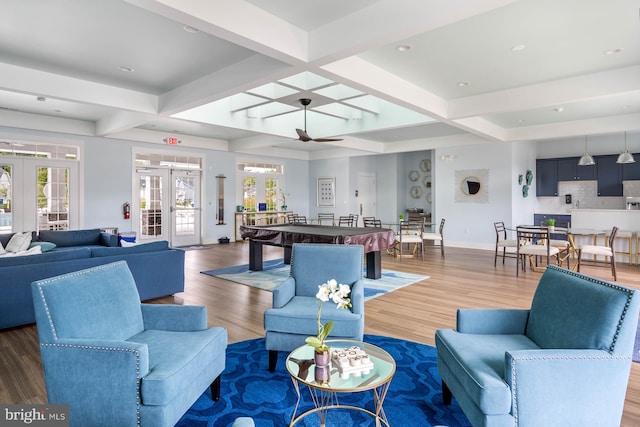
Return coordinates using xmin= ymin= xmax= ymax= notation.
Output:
xmin=435 ymin=265 xmax=640 ymax=427
xmin=264 ymin=243 xmax=365 ymax=371
xmin=32 ymin=261 xmax=227 ymax=427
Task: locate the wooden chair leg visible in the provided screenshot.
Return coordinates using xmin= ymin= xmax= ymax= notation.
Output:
xmin=268 ymin=350 xmax=278 ymax=372
xmin=210 ymin=375 xmax=221 ymax=401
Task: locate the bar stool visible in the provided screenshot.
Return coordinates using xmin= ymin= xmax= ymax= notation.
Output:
xmin=606 ymin=229 xmax=633 ymax=265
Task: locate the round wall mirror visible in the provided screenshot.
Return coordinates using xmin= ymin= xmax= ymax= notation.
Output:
xmin=461 ymin=176 xmax=481 ymax=196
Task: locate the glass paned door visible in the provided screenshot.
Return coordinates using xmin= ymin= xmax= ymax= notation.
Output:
xmin=137 ymin=170 xmax=166 ymax=240
xmin=171 ymin=169 xmax=201 ymax=247
xmin=0 ymin=165 xmax=12 ymax=232
xmin=37 ymin=166 xmax=70 ymax=231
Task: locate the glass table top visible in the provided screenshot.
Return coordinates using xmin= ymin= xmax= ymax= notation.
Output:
xmin=286 ymin=339 xmax=396 ymax=391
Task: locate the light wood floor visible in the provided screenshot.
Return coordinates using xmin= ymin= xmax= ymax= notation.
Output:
xmin=1 ymin=243 xmax=639 ymax=425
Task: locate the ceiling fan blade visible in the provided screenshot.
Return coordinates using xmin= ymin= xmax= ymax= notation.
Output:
xmin=313 ymin=137 xmax=344 ymax=142
xmin=295 ymin=128 xmax=312 ymax=142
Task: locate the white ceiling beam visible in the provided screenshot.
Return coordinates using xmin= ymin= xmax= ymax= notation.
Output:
xmin=95 ymin=111 xmax=158 ymax=137
xmin=505 ymin=112 xmax=640 ymax=141
xmin=448 ymin=65 xmax=640 ymax=119
xmin=0 ymin=109 xmax=95 ymax=136
xmin=0 ymin=63 xmax=157 ymax=114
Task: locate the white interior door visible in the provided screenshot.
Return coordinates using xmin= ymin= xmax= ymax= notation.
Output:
xmin=357 ymin=172 xmax=376 ymax=221
xmin=135 ymin=168 xmax=169 ymax=242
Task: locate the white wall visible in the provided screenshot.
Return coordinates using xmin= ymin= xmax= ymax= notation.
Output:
xmin=537 ymin=131 xmax=640 ymax=158
xmin=434 ymin=141 xmax=522 ymax=250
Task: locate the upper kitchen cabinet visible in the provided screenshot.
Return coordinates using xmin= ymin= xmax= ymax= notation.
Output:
xmin=557 ymin=157 xmax=597 ymax=181
xmin=596 ymin=155 xmax=623 ymax=196
xmin=622 ymin=155 xmax=640 ymax=180
xmin=536 ymin=159 xmax=558 ymax=196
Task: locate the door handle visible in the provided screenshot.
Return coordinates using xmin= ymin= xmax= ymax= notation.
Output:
xmin=360 ymin=204 xmax=362 ymax=215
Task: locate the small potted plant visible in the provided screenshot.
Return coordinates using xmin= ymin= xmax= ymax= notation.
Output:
xmin=279 ymin=189 xmax=289 ymax=211
xmin=545 ymin=218 xmax=556 ymax=233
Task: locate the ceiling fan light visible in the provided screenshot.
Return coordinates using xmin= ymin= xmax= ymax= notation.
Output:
xmin=578 ymin=153 xmax=595 ymax=166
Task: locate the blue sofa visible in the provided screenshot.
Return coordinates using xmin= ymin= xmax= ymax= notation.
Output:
xmin=0 ymin=229 xmax=185 ymax=329
xmin=435 ymin=265 xmax=640 ymax=427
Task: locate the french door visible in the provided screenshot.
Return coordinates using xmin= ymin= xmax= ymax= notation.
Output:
xmin=135 ymin=168 xmax=201 ymax=247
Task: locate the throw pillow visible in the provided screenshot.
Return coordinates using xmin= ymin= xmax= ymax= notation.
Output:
xmin=5 ymin=232 xmax=32 ymax=253
xmin=29 ymin=241 xmax=57 ymax=252
xmin=120 ymin=239 xmax=139 ymax=247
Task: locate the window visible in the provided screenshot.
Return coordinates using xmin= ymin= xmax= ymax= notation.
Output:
xmin=237 ymin=161 xmax=284 ymax=211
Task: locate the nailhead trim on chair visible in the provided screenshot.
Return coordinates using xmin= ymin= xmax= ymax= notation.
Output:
xmin=40 ymin=342 xmax=143 ymax=427
xmin=510 ymin=353 xmax=631 ymax=426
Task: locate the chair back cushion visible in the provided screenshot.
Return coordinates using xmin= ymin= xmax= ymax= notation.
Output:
xmin=32 ymin=261 xmax=144 ymax=342
xmin=290 ymin=244 xmax=363 ymax=297
xmin=526 ymin=265 xmax=639 ymax=354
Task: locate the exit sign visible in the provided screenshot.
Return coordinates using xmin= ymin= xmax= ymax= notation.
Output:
xmin=164 ymin=137 xmax=180 ymax=145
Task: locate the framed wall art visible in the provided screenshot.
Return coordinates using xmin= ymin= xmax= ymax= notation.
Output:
xmin=317 ymin=177 xmax=336 ymax=207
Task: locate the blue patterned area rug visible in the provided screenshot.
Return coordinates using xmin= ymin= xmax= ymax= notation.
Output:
xmin=201 ymin=259 xmax=428 ymax=301
xmin=634 ymin=319 xmax=640 ymax=363
xmin=177 ymin=335 xmax=470 ymax=426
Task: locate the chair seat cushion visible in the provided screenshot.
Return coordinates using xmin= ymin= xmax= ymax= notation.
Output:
xmin=436 ymin=329 xmax=540 ymax=415
xmin=264 ymin=296 xmax=362 ymax=337
xmin=549 ymin=239 xmax=569 ymax=248
xmin=395 ymin=235 xmax=422 ymax=243
xmin=129 ymin=327 xmax=227 ymax=405
xmin=497 ymin=239 xmax=519 ymax=248
xmin=519 ymin=245 xmax=559 ymax=256
xmin=579 ymin=245 xmax=613 ymax=256
xmin=422 ymin=232 xmax=442 ymax=241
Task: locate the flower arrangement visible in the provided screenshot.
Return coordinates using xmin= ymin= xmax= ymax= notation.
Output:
xmin=279 ymin=189 xmax=289 ymax=206
xmin=305 ymin=279 xmax=352 ymax=352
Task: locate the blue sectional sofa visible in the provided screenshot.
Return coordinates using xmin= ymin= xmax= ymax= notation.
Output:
xmin=0 ymin=229 xmax=185 ymax=329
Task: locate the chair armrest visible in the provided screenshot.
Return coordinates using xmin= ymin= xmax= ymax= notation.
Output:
xmin=505 ymin=349 xmax=632 ymax=425
xmin=350 ymin=279 xmax=365 ymax=315
xmin=141 ymin=304 xmax=207 ymax=331
xmin=457 ymin=308 xmax=530 ymax=334
xmin=100 ymin=232 xmax=118 ymax=247
xmin=272 ymin=277 xmax=296 ymax=308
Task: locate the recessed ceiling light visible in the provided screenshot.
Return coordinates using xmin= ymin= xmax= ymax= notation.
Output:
xmin=511 ymin=44 xmax=526 ymax=52
xmin=517 ymin=119 xmax=526 ymax=123
xmin=183 ymin=25 xmax=200 ymax=33
xmin=622 ymin=105 xmax=634 ymax=110
xmin=396 ymin=45 xmax=412 ymax=52
xmin=119 ymin=66 xmax=135 ymax=73
xmin=604 ymin=48 xmax=623 ymax=55
xmin=457 ymin=82 xmax=469 ymax=87
xmin=36 ymin=96 xmax=46 ymax=102
xmin=553 ymin=107 xmax=565 ymax=113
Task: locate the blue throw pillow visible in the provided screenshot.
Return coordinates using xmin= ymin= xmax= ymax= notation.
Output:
xmin=29 ymin=241 xmax=57 ymax=252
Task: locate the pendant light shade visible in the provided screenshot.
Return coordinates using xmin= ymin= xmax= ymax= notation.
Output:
xmin=578 ymin=135 xmax=595 ymax=166
xmin=616 ymin=131 xmax=635 ymax=164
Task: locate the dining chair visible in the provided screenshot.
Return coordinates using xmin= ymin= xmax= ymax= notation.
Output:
xmin=362 ymin=217 xmax=381 ymax=227
xmin=395 ymin=220 xmax=424 ymax=261
xmin=286 ymin=213 xmax=299 ymax=224
xmin=577 ymin=226 xmax=618 ymax=281
xmin=494 ymin=221 xmax=519 ymax=266
xmin=422 ymin=218 xmax=445 ymax=258
xmin=349 ymin=214 xmax=359 ymax=227
xmin=338 ymin=215 xmax=353 ymax=227
xmin=317 ymin=213 xmax=335 ymax=225
xmin=292 ymin=215 xmax=307 ymax=224
xmin=516 ymin=226 xmax=560 ymax=276
xmin=605 ymin=229 xmax=633 ymax=265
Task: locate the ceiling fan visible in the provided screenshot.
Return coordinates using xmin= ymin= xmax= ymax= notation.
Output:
xmin=295 ymin=98 xmax=343 ymax=142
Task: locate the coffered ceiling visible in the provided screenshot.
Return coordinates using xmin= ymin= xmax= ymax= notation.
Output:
xmin=0 ymin=0 xmax=639 ymax=159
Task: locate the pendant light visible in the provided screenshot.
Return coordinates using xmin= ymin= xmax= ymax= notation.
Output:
xmin=616 ymin=131 xmax=635 ymax=164
xmin=578 ymin=135 xmax=595 ymax=166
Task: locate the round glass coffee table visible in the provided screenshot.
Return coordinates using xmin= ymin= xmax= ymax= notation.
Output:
xmin=286 ymin=339 xmax=396 ymax=426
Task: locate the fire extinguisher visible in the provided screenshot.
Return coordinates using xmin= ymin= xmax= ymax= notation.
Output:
xmin=123 ymin=202 xmax=130 ymax=219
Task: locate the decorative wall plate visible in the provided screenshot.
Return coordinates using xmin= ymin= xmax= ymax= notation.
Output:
xmin=423 ymin=176 xmax=431 ymax=188
xmin=518 ymin=174 xmax=523 ymax=185
xmin=410 ymin=185 xmax=422 ymax=198
xmin=522 ymin=185 xmax=529 ymax=198
xmin=420 ymin=159 xmax=431 ymax=172
xmin=526 ymin=170 xmax=533 ymax=185
xmin=409 ymin=170 xmax=419 ymax=181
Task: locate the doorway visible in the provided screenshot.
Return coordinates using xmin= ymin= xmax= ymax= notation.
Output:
xmin=357 ymin=172 xmax=376 ymax=222
xmin=135 ymin=168 xmax=202 ymax=247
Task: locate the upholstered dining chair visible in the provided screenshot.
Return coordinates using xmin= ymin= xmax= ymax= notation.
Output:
xmin=395 ymin=220 xmax=424 ymax=261
xmin=516 ymin=226 xmax=560 ymax=276
xmin=32 ymin=261 xmax=227 ymax=427
xmin=264 ymin=243 xmax=365 ymax=372
xmin=493 ymin=221 xmax=519 ymax=266
xmin=577 ymin=226 xmax=618 ymax=280
xmin=422 ymin=218 xmax=445 ymax=258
